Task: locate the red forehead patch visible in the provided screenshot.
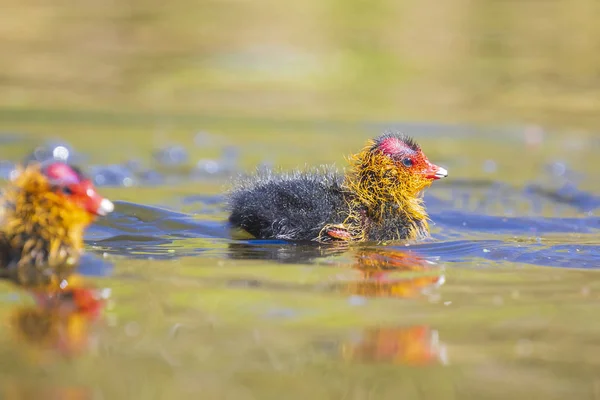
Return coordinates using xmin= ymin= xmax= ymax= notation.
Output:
xmin=379 ymin=137 xmax=413 ymax=156
xmin=43 ymin=162 xmax=82 ymax=185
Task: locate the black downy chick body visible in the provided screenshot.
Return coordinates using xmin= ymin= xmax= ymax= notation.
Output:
xmin=228 ymin=168 xmax=347 ymax=241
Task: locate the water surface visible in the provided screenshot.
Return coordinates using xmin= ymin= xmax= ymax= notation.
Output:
xmin=0 ymin=122 xmax=597 ymax=399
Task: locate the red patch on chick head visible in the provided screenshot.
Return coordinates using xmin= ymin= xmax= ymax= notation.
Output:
xmin=375 ymin=134 xmax=448 ymax=180
xmin=42 ymin=162 xmax=114 ymax=216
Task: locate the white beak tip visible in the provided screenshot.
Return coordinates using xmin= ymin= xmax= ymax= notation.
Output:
xmin=97 ymin=198 xmax=114 ymax=216
xmin=435 ymin=167 xmax=448 ymax=179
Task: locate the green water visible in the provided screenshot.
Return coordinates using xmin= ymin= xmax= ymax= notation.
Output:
xmin=0 ymin=0 xmax=599 ymax=399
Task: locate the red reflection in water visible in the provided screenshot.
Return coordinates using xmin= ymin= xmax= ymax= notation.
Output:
xmin=340 ymin=249 xmax=447 ymax=366
xmin=344 ymin=249 xmax=444 ymax=298
xmin=10 ymin=274 xmax=107 ymax=357
xmin=342 ymin=325 xmax=447 ymax=366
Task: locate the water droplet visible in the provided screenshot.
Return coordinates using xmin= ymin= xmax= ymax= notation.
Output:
xmin=90 ymin=165 xmax=137 ymax=187
xmin=482 ymin=159 xmax=497 ymax=173
xmin=348 ymin=295 xmax=366 ymax=306
xmin=52 ymin=146 xmax=69 ymax=161
xmin=201 ymin=160 xmax=219 ymax=174
xmin=8 ymin=169 xmax=19 ymax=181
xmin=548 ymin=161 xmax=567 ymax=177
xmin=154 ymin=145 xmax=189 ymax=166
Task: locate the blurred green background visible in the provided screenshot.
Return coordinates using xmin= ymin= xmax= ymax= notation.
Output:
xmin=2 ymin=0 xmax=600 ymax=130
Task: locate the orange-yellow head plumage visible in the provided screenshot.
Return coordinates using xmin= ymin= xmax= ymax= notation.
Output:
xmin=341 ymin=133 xmax=447 ymax=240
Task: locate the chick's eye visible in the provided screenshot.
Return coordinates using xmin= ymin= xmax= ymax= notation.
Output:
xmin=61 ymin=186 xmax=74 ymax=195
xmin=402 ymin=158 xmax=413 ymax=167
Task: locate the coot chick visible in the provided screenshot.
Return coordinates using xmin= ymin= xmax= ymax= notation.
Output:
xmin=228 ymin=132 xmax=447 ymax=242
xmin=0 ymin=162 xmax=114 ymax=285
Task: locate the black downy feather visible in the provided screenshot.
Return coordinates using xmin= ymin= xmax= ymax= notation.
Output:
xmin=227 ymin=167 xmax=349 ymax=241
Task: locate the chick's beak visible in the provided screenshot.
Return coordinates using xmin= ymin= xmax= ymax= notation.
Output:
xmin=433 ymin=166 xmax=448 ymax=180
xmin=424 ymin=162 xmax=448 ymax=180
xmin=96 ymin=198 xmax=115 ymax=216
xmin=81 ymin=181 xmax=114 ymax=216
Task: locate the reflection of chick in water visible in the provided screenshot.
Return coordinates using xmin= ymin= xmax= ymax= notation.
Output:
xmin=342 ymin=249 xmax=444 ymax=298
xmin=10 ymin=276 xmax=107 ymax=357
xmin=226 ymin=244 xmax=444 ymax=299
xmin=338 ymin=250 xmax=446 ymax=365
xmin=341 ymin=325 xmax=447 ymax=366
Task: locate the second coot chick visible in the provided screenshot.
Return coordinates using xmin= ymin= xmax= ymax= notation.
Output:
xmin=228 ymin=132 xmax=447 ymax=242
xmin=0 ymin=162 xmax=114 ymax=285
